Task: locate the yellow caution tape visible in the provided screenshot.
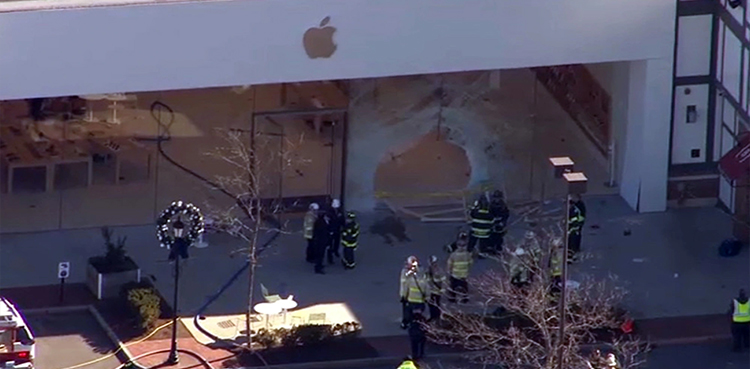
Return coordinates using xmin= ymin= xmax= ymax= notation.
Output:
xmin=374 ymin=185 xmax=494 ymax=199
xmin=57 ymin=320 xmax=174 ymax=369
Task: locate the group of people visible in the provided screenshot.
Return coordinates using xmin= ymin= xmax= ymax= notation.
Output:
xmin=467 ymin=190 xmax=510 ymax=255
xmin=303 ymin=199 xmax=360 ymax=274
xmin=396 ymin=234 xmax=476 ymax=361
xmin=587 ymin=349 xmax=621 ymax=369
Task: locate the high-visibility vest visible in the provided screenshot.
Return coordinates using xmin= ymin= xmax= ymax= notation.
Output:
xmin=733 ymin=300 xmax=750 ymax=323
xmin=405 ymin=275 xmax=426 ymax=303
xmin=449 ymin=251 xmax=472 ymax=279
xmin=568 ymin=205 xmax=584 ymax=234
xmin=549 ymin=250 xmax=562 ymax=277
xmin=398 ymin=360 xmax=418 ymax=369
xmin=427 ymin=267 xmax=445 ymax=296
xmin=341 ymin=222 xmax=360 ymax=248
xmin=303 ymin=212 xmax=316 ymax=239
xmin=470 ymin=207 xmax=493 ymax=238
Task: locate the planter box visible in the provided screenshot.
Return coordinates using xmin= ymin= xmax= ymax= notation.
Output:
xmin=86 ymin=262 xmax=141 ymax=300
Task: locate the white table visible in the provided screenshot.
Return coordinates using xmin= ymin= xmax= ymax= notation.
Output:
xmin=103 ymin=93 xmax=130 ymax=124
xmin=254 ymin=302 xmax=282 ymax=329
xmin=273 ymin=296 xmax=298 ymax=325
xmin=79 ymin=94 xmax=108 ymax=122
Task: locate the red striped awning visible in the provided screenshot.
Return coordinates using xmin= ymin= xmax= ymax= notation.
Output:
xmin=719 ymin=133 xmax=750 ymax=181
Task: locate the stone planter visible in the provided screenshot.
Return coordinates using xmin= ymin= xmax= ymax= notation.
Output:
xmin=86 ymin=259 xmax=141 ymax=300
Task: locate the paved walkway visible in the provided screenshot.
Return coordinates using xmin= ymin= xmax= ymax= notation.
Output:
xmin=0 ymin=195 xmax=746 ymax=340
xmin=25 ymin=310 xmax=122 ymax=369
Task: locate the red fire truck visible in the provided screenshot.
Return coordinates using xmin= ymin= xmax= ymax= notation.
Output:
xmin=0 ymin=297 xmax=35 ymax=368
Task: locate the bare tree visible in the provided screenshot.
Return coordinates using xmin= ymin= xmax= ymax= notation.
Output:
xmin=204 ymin=127 xmax=304 ymax=350
xmin=426 ymin=230 xmax=647 ymax=369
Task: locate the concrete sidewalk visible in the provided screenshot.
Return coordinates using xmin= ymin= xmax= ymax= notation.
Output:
xmin=0 ymin=195 xmax=747 ymax=339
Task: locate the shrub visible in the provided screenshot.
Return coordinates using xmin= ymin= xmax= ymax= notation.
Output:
xmin=89 ymin=227 xmax=138 ymax=274
xmin=121 ymin=282 xmax=161 ymax=332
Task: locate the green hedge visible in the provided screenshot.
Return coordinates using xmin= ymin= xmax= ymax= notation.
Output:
xmin=121 ymin=281 xmax=161 ymax=332
xmin=254 ymin=321 xmax=362 ymax=349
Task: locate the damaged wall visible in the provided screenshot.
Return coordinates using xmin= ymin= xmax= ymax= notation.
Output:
xmin=344 ymin=69 xmax=612 ymax=211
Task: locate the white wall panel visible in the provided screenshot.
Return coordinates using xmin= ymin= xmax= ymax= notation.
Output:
xmin=723 ymin=29 xmax=743 ymax=101
xmin=726 ymin=0 xmax=744 ymax=25
xmin=718 ymin=22 xmax=726 ymax=82
xmin=672 ymin=85 xmax=709 ymax=164
xmin=620 ymin=58 xmax=674 ymax=212
xmin=723 ymin=95 xmax=738 ymax=133
xmin=715 ymin=93 xmax=724 ymax=161
xmin=719 ymin=175 xmax=735 ymax=212
xmin=0 ymin=0 xmax=678 ymax=100
xmin=676 ymin=15 xmax=713 ymax=77
xmin=744 ymin=47 xmax=749 ymax=109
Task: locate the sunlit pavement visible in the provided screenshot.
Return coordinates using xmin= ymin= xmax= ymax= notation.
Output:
xmin=367 ymin=341 xmax=750 ymax=369
xmin=1 ymin=195 xmax=745 ymax=340
xmin=25 ymin=310 xmax=121 ymax=369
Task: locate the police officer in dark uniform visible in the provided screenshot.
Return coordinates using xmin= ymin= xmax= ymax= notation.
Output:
xmin=327 ymin=199 xmax=345 ymax=264
xmin=312 ymin=213 xmax=332 ymax=274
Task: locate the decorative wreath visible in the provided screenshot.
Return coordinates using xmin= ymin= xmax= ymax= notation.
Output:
xmin=156 ymin=201 xmax=205 ymax=249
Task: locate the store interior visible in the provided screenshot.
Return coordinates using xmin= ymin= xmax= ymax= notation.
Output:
xmin=0 ymin=82 xmax=348 ymax=233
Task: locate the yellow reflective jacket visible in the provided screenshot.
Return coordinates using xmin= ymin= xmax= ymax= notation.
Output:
xmin=448 ymin=250 xmax=473 ymax=279
xmin=303 ymin=211 xmax=316 ymax=240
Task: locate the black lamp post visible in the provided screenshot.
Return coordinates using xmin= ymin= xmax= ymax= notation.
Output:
xmin=166 ymin=217 xmax=186 ymax=365
xmin=548 ymin=157 xmax=587 ymax=369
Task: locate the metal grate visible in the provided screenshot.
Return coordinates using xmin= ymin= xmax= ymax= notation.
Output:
xmin=216 ymin=320 xmax=236 ymax=329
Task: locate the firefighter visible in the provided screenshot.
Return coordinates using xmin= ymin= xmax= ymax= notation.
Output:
xmin=304 ymin=203 xmax=319 ymax=263
xmin=729 ymin=289 xmax=750 ymax=352
xmin=447 ymin=240 xmax=473 ymax=303
xmin=426 ymin=255 xmax=445 ymax=322
xmin=341 ymin=211 xmax=360 ymax=270
xmin=468 ymin=195 xmax=494 ymax=253
xmin=327 ymin=199 xmax=345 ymax=264
xmin=397 ymin=357 xmax=418 ymax=369
xmin=549 ymin=238 xmax=563 ymax=294
xmin=489 ymin=190 xmax=510 ymax=254
xmin=509 ymin=247 xmax=530 ymax=288
xmin=445 ymin=230 xmax=470 ymax=254
xmin=408 ymin=309 xmax=427 ymax=360
xmin=400 ymin=256 xmax=420 ymax=329
xmin=401 ymin=257 xmax=428 ymax=328
xmin=587 ymin=349 xmax=606 ymax=369
xmin=605 ymin=353 xmax=621 ymax=369
xmin=568 ymin=194 xmax=586 ymax=261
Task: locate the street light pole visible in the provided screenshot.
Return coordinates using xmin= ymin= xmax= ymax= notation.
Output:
xmin=548 ymin=158 xmax=587 ymax=369
xmin=166 ymin=255 xmax=181 ymax=365
xmin=166 ymin=217 xmax=186 ymax=365
xmin=557 ymin=192 xmax=570 ymax=369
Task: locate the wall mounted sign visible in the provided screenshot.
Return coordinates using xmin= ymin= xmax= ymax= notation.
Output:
xmin=303 ymin=17 xmax=337 ymax=59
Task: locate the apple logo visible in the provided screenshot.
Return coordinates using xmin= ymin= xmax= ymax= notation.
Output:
xmin=303 ymin=16 xmax=337 ymax=59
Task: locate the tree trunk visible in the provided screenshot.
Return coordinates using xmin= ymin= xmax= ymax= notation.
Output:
xmin=246 ymin=204 xmax=262 ymax=350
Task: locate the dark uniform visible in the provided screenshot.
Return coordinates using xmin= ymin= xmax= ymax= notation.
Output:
xmin=469 ymin=197 xmax=493 ymax=253
xmin=327 ymin=201 xmax=345 ymax=264
xmin=312 ymin=214 xmax=332 ymax=274
xmin=567 ymin=195 xmax=586 ymax=259
xmin=407 ymin=311 xmax=427 ymax=360
xmin=489 ymin=191 xmax=509 ymax=254
xmin=341 ymin=212 xmax=360 ymax=269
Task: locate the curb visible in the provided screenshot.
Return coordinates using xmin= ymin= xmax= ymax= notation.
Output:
xmin=23 ymin=305 xmax=90 ymax=315
xmin=233 ymin=334 xmax=732 ymax=369
xmin=648 ymin=334 xmax=730 ymax=346
xmin=238 ymin=351 xmax=468 ymax=369
xmin=88 ymin=305 xmax=138 ymax=366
